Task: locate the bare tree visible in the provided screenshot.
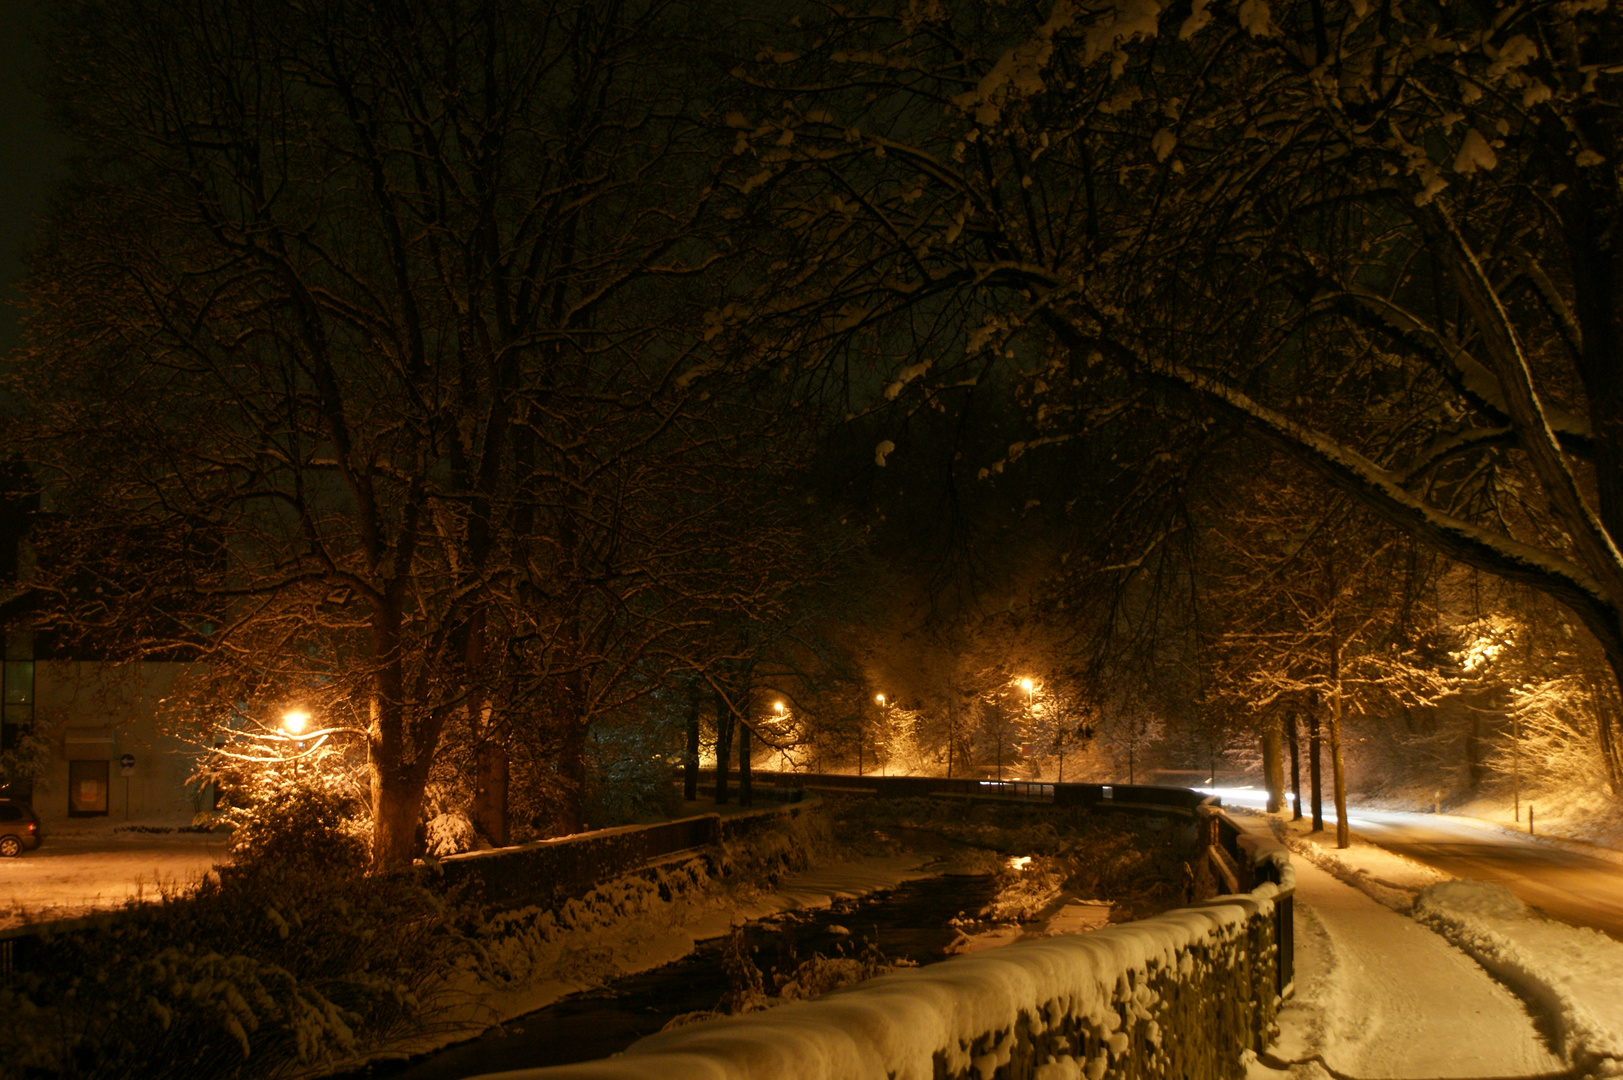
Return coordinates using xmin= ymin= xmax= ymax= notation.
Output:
xmin=11 ymin=0 xmax=769 ymax=865
xmin=711 ymin=0 xmax=1623 ymax=797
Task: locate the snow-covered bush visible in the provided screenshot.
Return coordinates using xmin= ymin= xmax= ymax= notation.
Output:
xmin=225 ymin=783 xmax=369 ymax=877
xmin=585 ymin=722 xmax=684 ymax=828
xmin=0 ymin=862 xmax=467 ymax=1079
xmin=425 ymin=811 xmax=481 ymax=857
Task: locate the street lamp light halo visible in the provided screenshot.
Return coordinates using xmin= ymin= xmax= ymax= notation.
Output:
xmin=282 ymin=709 xmax=310 ymax=736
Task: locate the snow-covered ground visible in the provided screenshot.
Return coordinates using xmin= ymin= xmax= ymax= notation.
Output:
xmin=368 ymin=850 xmax=943 ymax=1071
xmin=1414 ymin=880 xmax=1623 ymax=1073
xmin=1268 ymin=812 xmax=1623 ymax=1076
xmin=0 ymin=823 xmax=226 ymax=928
xmin=1257 ymin=856 xmax=1561 ymax=1078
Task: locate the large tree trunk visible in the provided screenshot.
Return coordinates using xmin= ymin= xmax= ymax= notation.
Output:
xmin=472 ymin=715 xmax=510 ymax=846
xmin=739 ymin=720 xmax=752 ymax=807
xmin=466 ymin=612 xmax=509 ymax=846
xmin=370 ymin=698 xmax=430 ymax=869
xmin=551 ymin=610 xmax=591 ymax=834
xmin=1309 ymin=709 xmax=1323 ymax=832
xmin=1466 ymin=714 xmax=1485 ymax=791
xmin=553 ymin=638 xmax=590 ymax=835
xmin=368 ymin=608 xmax=438 ymax=869
xmin=1584 ymin=671 xmax=1623 ymax=797
xmin=1262 ymin=714 xmax=1285 ymax=813
xmin=556 ymin=710 xmax=589 ymax=834
xmin=714 ymin=688 xmax=733 ymax=805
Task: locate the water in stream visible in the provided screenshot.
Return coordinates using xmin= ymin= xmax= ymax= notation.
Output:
xmin=347 ymin=873 xmax=1000 ymax=1079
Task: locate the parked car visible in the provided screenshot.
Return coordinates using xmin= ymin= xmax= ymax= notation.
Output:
xmin=0 ymin=798 xmax=41 ymax=856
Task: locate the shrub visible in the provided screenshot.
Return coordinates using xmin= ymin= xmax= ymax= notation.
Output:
xmin=226 ymin=784 xmax=369 ymax=877
xmin=424 ymin=811 xmax=480 ymax=857
xmin=0 ymin=862 xmax=468 ymax=1079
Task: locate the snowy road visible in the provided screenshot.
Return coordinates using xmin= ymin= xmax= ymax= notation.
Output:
xmin=1204 ymin=788 xmax=1623 ymax=943
xmin=1341 ymin=808 xmax=1623 ymax=943
xmin=0 ymin=828 xmax=226 ymax=927
xmin=1272 ymin=857 xmax=1563 ymax=1078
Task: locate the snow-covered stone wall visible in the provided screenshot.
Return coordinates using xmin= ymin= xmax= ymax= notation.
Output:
xmin=482 ymin=876 xmax=1291 ymax=1080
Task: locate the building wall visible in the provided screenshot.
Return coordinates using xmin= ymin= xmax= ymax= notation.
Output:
xmin=30 ymin=660 xmax=208 ymax=826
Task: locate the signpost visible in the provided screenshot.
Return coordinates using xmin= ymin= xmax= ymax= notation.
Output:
xmin=119 ymin=754 xmax=135 ymax=818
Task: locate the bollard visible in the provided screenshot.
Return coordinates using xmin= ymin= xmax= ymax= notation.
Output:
xmin=1433 ymin=790 xmax=1440 ymax=815
xmin=1529 ymin=805 xmax=1534 ymax=836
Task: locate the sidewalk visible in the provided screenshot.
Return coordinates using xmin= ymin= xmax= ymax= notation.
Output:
xmin=1260 ymin=857 xmax=1562 ymax=1077
xmin=1268 ymin=811 xmax=1623 ymax=1073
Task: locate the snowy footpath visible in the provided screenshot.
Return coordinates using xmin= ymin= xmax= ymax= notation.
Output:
xmin=1259 ymin=857 xmax=1564 ymax=1078
xmin=1252 ymin=806 xmax=1623 ymax=1078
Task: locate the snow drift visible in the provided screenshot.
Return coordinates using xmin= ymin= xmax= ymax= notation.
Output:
xmin=1413 ymin=880 xmax=1623 ymax=1075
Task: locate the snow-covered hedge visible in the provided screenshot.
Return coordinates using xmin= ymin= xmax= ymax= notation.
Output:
xmin=0 ymin=865 xmax=458 ymax=1079
xmin=483 ymin=881 xmax=1289 ymax=1080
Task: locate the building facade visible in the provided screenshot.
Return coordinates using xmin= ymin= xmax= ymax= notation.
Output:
xmin=2 ymin=628 xmax=206 ymax=826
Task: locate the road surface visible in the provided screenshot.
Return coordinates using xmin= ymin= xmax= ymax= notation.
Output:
xmin=1341 ymin=807 xmax=1623 ymax=942
xmin=1203 ymin=786 xmax=1623 ymax=943
xmin=0 ymin=826 xmax=225 ymax=928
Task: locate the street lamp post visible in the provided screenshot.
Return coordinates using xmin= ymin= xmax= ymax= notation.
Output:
xmin=282 ymin=709 xmax=309 ymax=778
xmin=1019 ymin=679 xmax=1034 ymax=782
xmin=773 ymin=702 xmax=787 ymax=771
xmin=866 ymin=694 xmax=883 ymax=777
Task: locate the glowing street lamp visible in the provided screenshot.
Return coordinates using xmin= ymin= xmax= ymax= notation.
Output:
xmin=859 ymin=694 xmax=884 ymax=777
xmin=282 ymin=709 xmax=310 ymax=777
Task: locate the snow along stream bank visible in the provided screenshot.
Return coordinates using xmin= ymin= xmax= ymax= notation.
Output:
xmin=457 ymin=851 xmax=1291 ymax=1079
xmin=350 ymin=848 xmax=941 ymax=1073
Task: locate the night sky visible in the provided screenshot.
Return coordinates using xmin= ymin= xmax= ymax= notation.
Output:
xmin=0 ymin=4 xmax=70 ymax=357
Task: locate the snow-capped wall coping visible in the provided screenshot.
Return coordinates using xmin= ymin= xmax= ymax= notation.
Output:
xmin=475 ymin=882 xmax=1289 ymax=1080
xmin=1234 ymin=821 xmax=1294 ymax=893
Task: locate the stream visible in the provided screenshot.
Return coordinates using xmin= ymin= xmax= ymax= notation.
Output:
xmin=347 ymin=873 xmax=1000 ymax=1079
